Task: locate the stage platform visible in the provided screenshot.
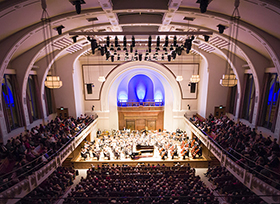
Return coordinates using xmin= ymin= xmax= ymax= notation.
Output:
xmin=71 ymin=151 xmax=211 ymax=169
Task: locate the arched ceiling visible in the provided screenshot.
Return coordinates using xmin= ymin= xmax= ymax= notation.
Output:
xmin=1 ymin=0 xmax=280 ymax=66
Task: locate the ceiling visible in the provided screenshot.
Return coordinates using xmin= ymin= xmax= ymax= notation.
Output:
xmin=0 ymin=0 xmax=280 ymax=66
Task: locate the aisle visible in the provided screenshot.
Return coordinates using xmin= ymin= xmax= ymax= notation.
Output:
xmin=196 ymin=168 xmax=229 ymax=204
xmin=54 ymin=169 xmax=87 ymax=204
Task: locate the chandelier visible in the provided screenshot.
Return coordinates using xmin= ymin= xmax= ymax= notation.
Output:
xmin=190 ymin=50 xmax=200 ymax=83
xmin=220 ymin=1 xmax=240 ymax=87
xmin=41 ymin=2 xmax=62 ymax=89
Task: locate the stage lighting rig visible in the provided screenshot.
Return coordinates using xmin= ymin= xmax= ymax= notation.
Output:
xmin=69 ymin=0 xmax=85 ymax=14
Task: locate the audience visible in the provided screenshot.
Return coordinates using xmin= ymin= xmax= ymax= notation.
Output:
xmin=18 ymin=166 xmax=75 ymax=204
xmin=0 ymin=115 xmax=94 ymax=193
xmin=190 ymin=114 xmax=280 ymax=189
xmin=64 ymin=163 xmax=218 ymax=204
xmin=205 ymin=166 xmax=265 ymax=204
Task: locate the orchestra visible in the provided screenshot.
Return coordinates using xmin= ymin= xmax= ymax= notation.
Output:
xmin=79 ymin=129 xmax=203 ymax=161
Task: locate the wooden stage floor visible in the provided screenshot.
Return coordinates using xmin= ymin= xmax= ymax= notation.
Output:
xmin=71 ymin=148 xmax=211 ymax=169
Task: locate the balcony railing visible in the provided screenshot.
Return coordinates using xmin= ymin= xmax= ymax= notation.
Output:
xmin=0 ymin=117 xmax=98 ymax=204
xmin=184 ymin=115 xmax=280 ymax=204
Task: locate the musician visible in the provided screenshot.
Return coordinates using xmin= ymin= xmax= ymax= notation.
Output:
xmin=81 ymin=148 xmax=87 ymax=160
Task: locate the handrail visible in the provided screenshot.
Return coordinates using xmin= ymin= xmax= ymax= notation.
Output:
xmin=0 ymin=149 xmax=52 ymax=180
xmin=0 ymin=117 xmax=95 ymax=192
xmin=228 ymin=147 xmax=280 ymax=177
xmin=186 ymin=115 xmax=280 ymax=189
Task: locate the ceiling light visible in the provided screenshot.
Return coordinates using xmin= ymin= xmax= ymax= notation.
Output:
xmin=199 ymin=0 xmax=209 ymax=13
xmin=69 ymin=0 xmax=85 ymax=14
xmin=174 ymin=36 xmax=177 ymax=47
xmin=115 ymin=36 xmax=118 ymax=47
xmin=106 ymin=36 xmax=110 ymax=47
xmin=54 ymin=25 xmax=65 ymax=35
xmin=132 ymin=36 xmax=135 ymax=47
xmin=123 ymin=36 xmax=127 ymax=47
xmin=204 ymin=35 xmax=210 ymax=42
xmin=217 ymin=24 xmax=226 ymax=34
xmin=98 ymin=76 xmax=105 ymax=82
xmin=157 ymin=36 xmax=160 ymax=47
xmin=72 ymin=35 xmax=78 ymax=43
xmin=165 ymin=36 xmax=169 ymax=47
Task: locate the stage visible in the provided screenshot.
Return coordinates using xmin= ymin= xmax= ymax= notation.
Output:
xmin=71 ymin=146 xmax=211 ymax=169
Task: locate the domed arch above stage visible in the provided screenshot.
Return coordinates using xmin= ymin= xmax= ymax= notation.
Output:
xmin=99 ymin=61 xmax=182 ymax=131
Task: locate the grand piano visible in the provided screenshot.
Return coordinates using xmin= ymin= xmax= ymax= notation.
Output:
xmin=131 ymin=145 xmax=154 ymax=159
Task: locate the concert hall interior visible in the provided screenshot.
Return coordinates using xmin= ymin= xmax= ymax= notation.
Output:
xmin=0 ymin=0 xmax=280 ymax=204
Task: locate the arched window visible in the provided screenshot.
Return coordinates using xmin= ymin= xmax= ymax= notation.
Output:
xmin=241 ymin=74 xmax=255 ymax=122
xmin=45 ymin=86 xmax=55 ymax=115
xmin=26 ymin=75 xmax=41 ymax=121
xmin=260 ymin=73 xmax=280 ymax=131
xmin=1 ymin=75 xmax=22 ymax=131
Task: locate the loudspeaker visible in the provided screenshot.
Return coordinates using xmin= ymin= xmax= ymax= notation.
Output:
xmin=190 ymin=83 xmax=196 ymax=93
xmin=86 ymin=84 xmax=93 ymax=94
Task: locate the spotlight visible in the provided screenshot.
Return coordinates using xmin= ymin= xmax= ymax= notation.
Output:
xmin=148 ymin=47 xmax=151 ymax=53
xmin=123 ymin=36 xmax=127 ymax=47
xmin=144 ymin=56 xmax=148 ymax=61
xmin=110 ymin=44 xmax=114 ymax=51
xmin=146 ymin=50 xmax=149 ymax=55
xmin=115 ymin=36 xmax=118 ymax=47
xmin=156 ymin=36 xmax=160 ymax=47
xmin=100 ymin=46 xmax=105 ymax=56
xmin=173 ymin=36 xmax=177 ymax=47
xmin=130 ymin=44 xmax=133 ymax=53
xmin=72 ymin=35 xmax=78 ymax=43
xmin=148 ymin=35 xmax=152 ymax=48
xmin=87 ymin=36 xmax=91 ymax=41
xmin=132 ymin=36 xmax=135 ymax=47
xmin=139 ymin=54 xmax=142 ymax=61
xmin=114 ymin=50 xmax=117 ymax=55
xmin=184 ymin=39 xmax=192 ymax=50
xmin=167 ymin=55 xmax=171 ymax=62
xmin=176 ymin=46 xmax=182 ymax=55
xmin=69 ymin=0 xmax=85 ymax=15
xmin=104 ymin=45 xmax=108 ymax=53
xmin=125 ymin=51 xmax=129 ymax=56
xmin=135 ymin=50 xmax=138 ymax=56
xmin=117 ymin=46 xmax=121 ymax=51
xmin=217 ymin=24 xmax=226 ymax=34
xmin=111 ymin=55 xmax=114 ymax=62
xmin=191 ymin=35 xmax=195 ymax=40
xmin=54 ymin=25 xmax=65 ymax=35
xmin=199 ymin=0 xmax=208 ymax=13
xmin=170 ymin=45 xmax=174 ymax=51
xmin=162 ymin=54 xmax=164 ymax=60
xmin=117 ymin=54 xmax=120 ymax=61
xmin=90 ymin=38 xmax=97 ymax=54
xmin=163 ymin=45 xmax=167 ymax=51
xmin=165 ymin=36 xmax=169 ymax=47
xmin=106 ymin=36 xmax=110 ymax=47
xmin=204 ymin=35 xmax=210 ymax=42
xmin=106 ymin=51 xmax=110 ymax=60
xmin=165 ymin=50 xmax=168 ymax=55
xmin=123 ymin=47 xmax=127 ymax=51
xmin=186 ymin=48 xmax=190 ymax=54
xmin=171 ymin=50 xmax=176 ymax=60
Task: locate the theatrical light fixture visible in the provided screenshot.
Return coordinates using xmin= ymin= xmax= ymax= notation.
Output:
xmin=198 ymin=0 xmax=209 ymax=13
xmin=148 ymin=35 xmax=152 ymax=48
xmin=165 ymin=36 xmax=169 ymax=47
xmin=69 ymin=0 xmax=85 ymax=14
xmin=132 ymin=36 xmax=135 ymax=47
xmin=184 ymin=39 xmax=193 ymax=51
xmin=123 ymin=36 xmax=127 ymax=47
xmin=114 ymin=50 xmax=117 ymax=55
xmin=115 ymin=36 xmax=118 ymax=47
xmin=106 ymin=36 xmax=110 ymax=47
xmin=170 ymin=45 xmax=174 ymax=51
xmin=217 ymin=24 xmax=226 ymax=34
xmin=117 ymin=45 xmax=121 ymax=51
xmin=130 ymin=44 xmax=133 ymax=53
xmin=54 ymin=25 xmax=65 ymax=35
xmin=110 ymin=44 xmax=114 ymax=51
xmin=139 ymin=54 xmax=142 ymax=61
xmin=111 ymin=55 xmax=114 ymax=62
xmin=167 ymin=55 xmax=171 ymax=62
xmin=105 ymin=51 xmax=110 ymax=60
xmin=72 ymin=35 xmax=78 ymax=43
xmin=100 ymin=46 xmax=105 ymax=56
xmin=117 ymin=54 xmax=120 ymax=61
xmin=87 ymin=37 xmax=97 ymax=54
xmin=204 ymin=35 xmax=210 ymax=42
xmin=162 ymin=54 xmax=164 ymax=60
xmin=156 ymin=36 xmax=160 ymax=48
xmin=174 ymin=36 xmax=177 ymax=47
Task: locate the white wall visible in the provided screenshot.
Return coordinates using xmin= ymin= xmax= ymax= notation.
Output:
xmin=73 ymin=59 xmax=85 ymax=117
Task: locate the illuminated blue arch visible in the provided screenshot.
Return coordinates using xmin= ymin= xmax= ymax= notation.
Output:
xmin=117 ymin=74 xmax=165 ymax=105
